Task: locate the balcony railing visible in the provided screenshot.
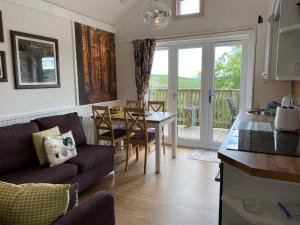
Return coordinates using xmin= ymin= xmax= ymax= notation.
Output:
xmin=148 ymin=88 xmax=240 ymax=129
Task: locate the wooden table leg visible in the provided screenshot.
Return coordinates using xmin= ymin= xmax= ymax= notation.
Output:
xmin=171 ymin=117 xmax=177 ymax=158
xmin=155 ymin=123 xmax=162 ymax=174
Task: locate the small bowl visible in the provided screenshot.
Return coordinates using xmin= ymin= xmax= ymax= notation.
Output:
xmin=110 ymin=107 xmax=122 ymax=114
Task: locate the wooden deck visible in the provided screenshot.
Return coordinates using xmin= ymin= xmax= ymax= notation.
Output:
xmin=163 ymin=125 xmax=228 ymax=143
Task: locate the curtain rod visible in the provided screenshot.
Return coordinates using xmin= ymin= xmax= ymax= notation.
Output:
xmin=118 ymin=27 xmax=256 ymax=45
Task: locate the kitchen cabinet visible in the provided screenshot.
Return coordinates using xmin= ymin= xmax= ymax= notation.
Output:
xmin=263 ymin=0 xmax=300 ymax=80
xmin=218 ymin=111 xmax=300 ymax=225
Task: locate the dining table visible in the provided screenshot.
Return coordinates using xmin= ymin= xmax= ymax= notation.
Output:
xmin=109 ymin=111 xmax=178 ymax=174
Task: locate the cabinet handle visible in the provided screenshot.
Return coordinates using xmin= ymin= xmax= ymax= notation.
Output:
xmin=215 ymin=169 xmax=221 ymax=182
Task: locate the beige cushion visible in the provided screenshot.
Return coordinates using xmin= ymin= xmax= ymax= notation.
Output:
xmin=0 ymin=182 xmax=70 ymax=225
xmin=44 ymin=131 xmax=77 ymax=167
xmin=32 ymin=126 xmax=61 ymax=165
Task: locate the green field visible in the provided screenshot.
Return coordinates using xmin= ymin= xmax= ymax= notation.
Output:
xmin=149 ymin=74 xmax=201 ymax=89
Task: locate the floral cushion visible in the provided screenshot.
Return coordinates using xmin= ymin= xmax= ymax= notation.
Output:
xmin=44 ymin=131 xmax=77 ymax=167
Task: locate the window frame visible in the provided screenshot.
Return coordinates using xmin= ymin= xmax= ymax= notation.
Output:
xmin=174 ymin=0 xmax=205 ymax=18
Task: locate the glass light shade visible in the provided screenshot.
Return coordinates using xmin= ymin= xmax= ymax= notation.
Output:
xmin=144 ymin=0 xmax=171 ymax=29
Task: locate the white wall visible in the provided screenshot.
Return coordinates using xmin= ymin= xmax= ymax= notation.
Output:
xmin=115 ymin=0 xmax=291 ymax=108
xmin=0 ymin=0 xmax=116 ymax=118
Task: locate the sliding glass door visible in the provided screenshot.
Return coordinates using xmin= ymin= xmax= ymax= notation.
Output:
xmin=148 ymin=33 xmax=252 ymax=149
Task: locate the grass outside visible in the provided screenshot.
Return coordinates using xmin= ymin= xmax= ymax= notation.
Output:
xmin=149 ymin=74 xmax=201 ymax=89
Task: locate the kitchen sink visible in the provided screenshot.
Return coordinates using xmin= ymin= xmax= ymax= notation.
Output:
xmin=247 ymin=110 xmax=276 ymax=116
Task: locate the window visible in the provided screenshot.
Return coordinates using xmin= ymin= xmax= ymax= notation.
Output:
xmin=175 ymin=0 xmax=204 ymax=17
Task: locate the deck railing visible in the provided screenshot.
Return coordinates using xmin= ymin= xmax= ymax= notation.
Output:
xmin=148 ymin=88 xmax=240 ymax=128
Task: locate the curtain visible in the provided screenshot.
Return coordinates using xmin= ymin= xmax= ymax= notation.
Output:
xmin=132 ymin=39 xmax=156 ymax=102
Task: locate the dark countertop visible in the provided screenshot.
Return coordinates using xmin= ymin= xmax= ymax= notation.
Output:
xmin=218 ymin=110 xmax=300 ymax=183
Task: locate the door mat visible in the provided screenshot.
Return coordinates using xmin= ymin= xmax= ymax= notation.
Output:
xmin=187 ymin=149 xmax=220 ymax=163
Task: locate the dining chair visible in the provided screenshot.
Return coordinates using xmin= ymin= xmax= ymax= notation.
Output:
xmin=124 ymin=107 xmax=155 ymax=174
xmin=126 ymin=100 xmax=143 ymax=109
xmin=147 ymin=101 xmax=166 ymax=154
xmin=227 ymin=97 xmax=239 ymax=128
xmin=92 ymin=105 xmax=127 ymax=147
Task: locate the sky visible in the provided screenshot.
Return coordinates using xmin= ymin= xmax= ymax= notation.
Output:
xmin=151 ymin=46 xmax=233 ymax=78
xmin=179 ymin=0 xmax=200 ymax=15
xmin=151 ymin=1 xmax=238 ymax=78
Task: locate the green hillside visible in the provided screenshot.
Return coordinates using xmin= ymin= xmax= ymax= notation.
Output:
xmin=149 ymin=74 xmax=201 ymax=89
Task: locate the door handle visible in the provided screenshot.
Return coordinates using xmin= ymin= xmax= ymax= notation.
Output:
xmin=209 ymin=89 xmax=217 ymax=104
xmin=214 ymin=169 xmax=221 ymax=182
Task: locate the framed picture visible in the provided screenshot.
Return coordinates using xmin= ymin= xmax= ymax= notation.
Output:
xmin=0 ymin=51 xmax=7 ymax=82
xmin=10 ymin=31 xmax=60 ymax=89
xmin=74 ymin=22 xmax=117 ymax=105
xmin=0 ymin=11 xmax=3 ymax=42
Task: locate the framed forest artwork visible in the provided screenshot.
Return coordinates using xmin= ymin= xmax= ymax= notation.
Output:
xmin=74 ymin=22 xmax=117 ymax=105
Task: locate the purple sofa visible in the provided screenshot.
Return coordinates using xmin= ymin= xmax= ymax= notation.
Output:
xmin=0 ymin=112 xmax=115 ymax=225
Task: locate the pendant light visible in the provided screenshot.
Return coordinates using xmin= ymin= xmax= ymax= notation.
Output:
xmin=144 ymin=0 xmax=172 ymax=29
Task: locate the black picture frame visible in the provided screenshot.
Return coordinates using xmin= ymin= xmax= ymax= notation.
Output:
xmin=0 ymin=11 xmax=3 ymax=42
xmin=0 ymin=51 xmax=7 ymax=82
xmin=10 ymin=30 xmax=60 ymax=89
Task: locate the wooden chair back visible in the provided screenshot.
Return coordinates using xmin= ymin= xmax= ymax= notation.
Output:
xmin=124 ymin=107 xmax=147 ymax=143
xmin=92 ymin=105 xmax=113 ymax=137
xmin=227 ymin=97 xmax=238 ymax=117
xmin=148 ymin=101 xmax=165 ymax=112
xmin=126 ymin=100 xmax=143 ymax=109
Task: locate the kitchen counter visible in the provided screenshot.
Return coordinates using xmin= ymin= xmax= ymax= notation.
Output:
xmin=218 ymin=110 xmax=300 ymax=183
xmin=217 ymin=110 xmax=300 ymax=225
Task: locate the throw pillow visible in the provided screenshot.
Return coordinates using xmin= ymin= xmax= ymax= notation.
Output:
xmin=0 ymin=182 xmax=70 ymax=225
xmin=67 ymin=183 xmax=79 ymax=211
xmin=32 ymin=126 xmax=61 ymax=165
xmin=44 ymin=131 xmax=77 ymax=167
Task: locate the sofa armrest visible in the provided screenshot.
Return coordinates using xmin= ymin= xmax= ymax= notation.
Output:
xmin=52 ymin=192 xmax=115 ymax=225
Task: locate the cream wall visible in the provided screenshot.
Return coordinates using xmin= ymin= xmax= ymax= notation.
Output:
xmin=0 ymin=0 xmax=115 ymax=117
xmin=115 ymin=0 xmax=291 ymax=108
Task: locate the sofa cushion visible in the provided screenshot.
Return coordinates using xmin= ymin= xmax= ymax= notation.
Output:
xmin=68 ymin=145 xmax=115 ymax=173
xmin=33 ymin=112 xmax=87 ymax=146
xmin=0 ymin=164 xmax=78 ymax=184
xmin=44 ymin=131 xmax=77 ymax=167
xmin=0 ymin=122 xmax=40 ymax=173
xmin=32 ymin=126 xmax=61 ymax=165
xmin=0 ymin=182 xmax=70 ymax=225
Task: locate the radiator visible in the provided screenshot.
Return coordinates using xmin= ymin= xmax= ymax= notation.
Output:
xmin=81 ymin=116 xmax=96 ymax=145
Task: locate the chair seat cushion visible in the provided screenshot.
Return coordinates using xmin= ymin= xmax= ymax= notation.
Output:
xmin=148 ymin=128 xmax=155 ymax=133
xmin=0 ymin=164 xmax=78 ymax=184
xmin=67 ymin=145 xmax=115 ymax=173
xmin=130 ymin=132 xmax=155 ymax=142
xmin=100 ymin=128 xmax=127 ymax=139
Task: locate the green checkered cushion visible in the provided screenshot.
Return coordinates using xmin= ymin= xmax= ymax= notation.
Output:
xmin=0 ymin=182 xmax=70 ymax=225
xmin=32 ymin=126 xmax=61 ymax=165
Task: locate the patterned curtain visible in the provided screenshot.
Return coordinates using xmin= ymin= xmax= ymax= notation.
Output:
xmin=132 ymin=39 xmax=156 ymax=102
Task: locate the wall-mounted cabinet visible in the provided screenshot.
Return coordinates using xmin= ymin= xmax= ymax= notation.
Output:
xmin=263 ymin=0 xmax=300 ymax=80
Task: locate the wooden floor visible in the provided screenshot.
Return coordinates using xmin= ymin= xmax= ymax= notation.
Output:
xmin=80 ymin=147 xmax=220 ymax=225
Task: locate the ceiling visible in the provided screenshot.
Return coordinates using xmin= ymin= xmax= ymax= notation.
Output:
xmin=41 ymin=0 xmax=146 ymax=26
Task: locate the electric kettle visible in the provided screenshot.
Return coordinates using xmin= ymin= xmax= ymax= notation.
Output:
xmin=274 ymin=96 xmax=300 ymax=131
